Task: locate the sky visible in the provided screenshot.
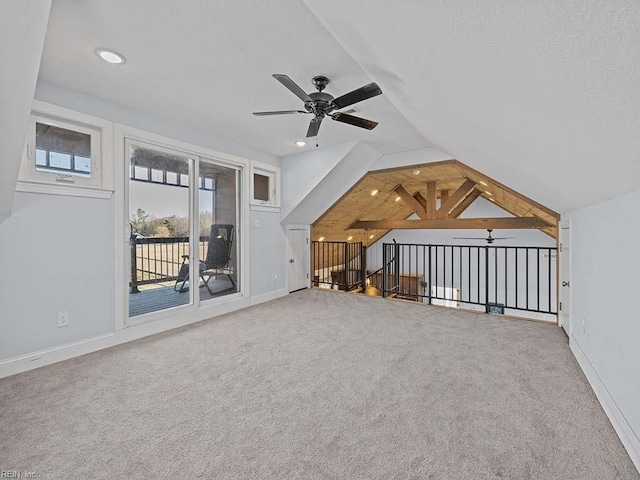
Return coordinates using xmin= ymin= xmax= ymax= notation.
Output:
xmin=130 ymin=181 xmax=214 ymax=219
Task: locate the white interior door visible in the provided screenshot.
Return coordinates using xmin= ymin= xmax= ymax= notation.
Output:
xmin=559 ymin=221 xmax=571 ymax=335
xmin=287 ymin=228 xmax=309 ymax=292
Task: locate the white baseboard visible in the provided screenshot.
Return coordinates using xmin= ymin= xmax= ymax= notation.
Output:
xmin=0 ymin=333 xmax=118 ymax=379
xmin=570 ymin=335 xmax=640 ymax=472
xmin=250 ymin=288 xmax=288 ymax=306
xmin=0 ymin=290 xmax=289 ymax=379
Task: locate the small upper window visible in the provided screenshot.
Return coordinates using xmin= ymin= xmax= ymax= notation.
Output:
xmin=18 ymin=101 xmax=113 ymax=197
xmin=250 ymin=161 xmax=280 ymax=211
xmin=35 ymin=122 xmax=92 ymax=178
xmin=253 ymin=173 xmax=271 ymax=202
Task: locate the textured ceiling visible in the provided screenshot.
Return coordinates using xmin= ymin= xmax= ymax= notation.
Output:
xmin=304 ymin=0 xmax=640 ymax=213
xmin=38 ymin=1 xmax=640 ymax=212
xmin=38 ymin=0 xmax=428 ymax=157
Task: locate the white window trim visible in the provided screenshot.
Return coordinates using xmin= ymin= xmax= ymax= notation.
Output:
xmin=17 ymin=100 xmax=114 ymax=199
xmin=113 ymin=123 xmax=251 ymax=329
xmin=250 ymin=160 xmax=280 ymax=212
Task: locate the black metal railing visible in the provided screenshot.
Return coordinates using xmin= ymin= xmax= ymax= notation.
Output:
xmin=130 ymin=235 xmax=209 ymax=293
xmin=380 ymin=243 xmax=557 ymax=315
xmin=312 ymin=241 xmax=365 ymax=291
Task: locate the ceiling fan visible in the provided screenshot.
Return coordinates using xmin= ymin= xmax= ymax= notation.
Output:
xmin=253 ymin=74 xmax=382 ymax=138
xmin=453 ymin=229 xmax=515 ymax=244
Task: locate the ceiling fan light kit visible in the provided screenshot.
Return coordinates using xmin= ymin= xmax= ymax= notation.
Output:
xmin=253 ymin=74 xmax=382 ymax=142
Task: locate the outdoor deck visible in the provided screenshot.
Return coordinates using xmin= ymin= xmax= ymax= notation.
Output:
xmin=129 ymin=277 xmax=237 ymax=317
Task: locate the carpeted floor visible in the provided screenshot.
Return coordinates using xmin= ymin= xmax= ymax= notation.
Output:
xmin=1 ymin=289 xmax=638 ymax=479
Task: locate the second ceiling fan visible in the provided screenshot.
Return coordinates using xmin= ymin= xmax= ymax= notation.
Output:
xmin=253 ymin=74 xmax=382 ymax=138
xmin=453 ymin=229 xmax=515 ymax=244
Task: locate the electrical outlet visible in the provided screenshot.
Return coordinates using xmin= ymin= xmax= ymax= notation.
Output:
xmin=272 ymin=272 xmax=277 ymax=281
xmin=57 ymin=311 xmax=69 ymax=327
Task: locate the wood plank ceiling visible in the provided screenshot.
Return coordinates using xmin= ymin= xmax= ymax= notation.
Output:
xmin=312 ymin=160 xmax=559 ymax=247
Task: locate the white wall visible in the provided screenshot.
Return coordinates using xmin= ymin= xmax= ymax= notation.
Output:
xmin=0 ymin=0 xmax=51 ymax=220
xmin=281 ymin=141 xmax=381 ymax=225
xmin=565 ymin=189 xmax=640 ymax=462
xmin=0 ymin=81 xmax=284 ymax=364
xmin=251 ymin=210 xmax=286 ymax=297
xmin=368 ymin=146 xmax=452 ymax=171
xmin=0 ymin=193 xmax=115 ymax=359
xmin=280 ymin=141 xmax=356 ymax=219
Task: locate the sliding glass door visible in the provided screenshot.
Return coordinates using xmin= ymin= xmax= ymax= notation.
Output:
xmin=198 ymin=160 xmax=240 ymax=303
xmin=126 ymin=138 xmax=241 ymax=320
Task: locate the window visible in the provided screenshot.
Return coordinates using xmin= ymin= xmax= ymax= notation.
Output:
xmin=250 ymin=161 xmax=280 ymax=211
xmin=18 ymin=101 xmax=113 ymax=197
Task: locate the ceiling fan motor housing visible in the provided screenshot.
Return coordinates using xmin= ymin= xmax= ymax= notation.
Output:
xmin=305 ymin=91 xmax=336 ymax=117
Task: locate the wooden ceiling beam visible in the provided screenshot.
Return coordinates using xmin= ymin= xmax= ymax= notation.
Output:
xmin=393 ymin=184 xmax=429 ymax=219
xmin=413 ymin=192 xmax=427 ymax=210
xmin=349 ymin=217 xmax=553 ymax=230
xmin=436 ymin=178 xmax=477 ymax=218
xmin=440 ymin=189 xmax=449 ymax=204
xmin=456 ymin=161 xmax=560 ymax=220
xmin=426 ymin=181 xmax=437 ymax=218
xmin=447 ymin=189 xmax=482 ymax=219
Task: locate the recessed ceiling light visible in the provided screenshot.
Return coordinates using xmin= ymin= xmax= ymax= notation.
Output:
xmin=484 ymin=191 xmax=492 ymax=196
xmin=96 ymin=48 xmax=125 ymax=64
xmin=295 ymin=141 xmax=306 ymax=147
xmin=489 ymin=198 xmax=495 ymax=202
xmin=412 ymin=170 xmax=420 ymax=175
xmin=370 ymin=189 xmax=379 ymax=196
xmin=318 ymin=236 xmax=325 ymax=241
xmin=479 ymin=180 xmax=488 ymax=186
xmin=369 ymin=234 xmax=375 ymax=239
xmin=395 ymin=196 xmax=401 ymax=202
xmin=347 ymin=235 xmax=353 ymax=241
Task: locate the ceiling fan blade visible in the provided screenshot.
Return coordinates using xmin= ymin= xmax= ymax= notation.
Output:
xmin=253 ymin=110 xmax=309 ymax=116
xmin=452 ymin=237 xmax=485 ymax=240
xmin=306 ymin=116 xmax=323 ymax=137
xmin=330 ymin=112 xmax=378 ymax=130
xmin=273 ymin=74 xmax=312 ymax=103
xmin=332 ymin=82 xmax=382 ymax=109
xmin=492 ymin=237 xmax=516 ymax=240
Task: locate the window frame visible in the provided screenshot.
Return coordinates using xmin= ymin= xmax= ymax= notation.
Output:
xmin=17 ymin=101 xmax=114 ymax=198
xmin=249 ymin=160 xmax=280 ymax=212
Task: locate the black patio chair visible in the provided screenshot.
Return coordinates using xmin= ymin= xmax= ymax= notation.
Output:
xmin=174 ymin=224 xmax=235 ymax=294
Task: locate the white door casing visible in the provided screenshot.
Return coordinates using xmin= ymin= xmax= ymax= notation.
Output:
xmin=287 ymin=227 xmax=309 ymax=292
xmin=559 ymin=219 xmax=571 ymax=335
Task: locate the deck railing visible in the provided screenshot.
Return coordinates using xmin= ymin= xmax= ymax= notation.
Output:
xmin=130 ymin=235 xmax=209 ymax=293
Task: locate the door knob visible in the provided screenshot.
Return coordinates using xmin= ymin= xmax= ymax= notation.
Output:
xmin=562 ymin=281 xmax=570 ymax=287
xmin=289 ymin=259 xmax=295 ymax=263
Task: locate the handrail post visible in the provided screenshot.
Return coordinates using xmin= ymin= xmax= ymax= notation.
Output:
xmin=484 ymin=246 xmax=489 ymax=313
xmin=343 ymin=242 xmax=348 ymax=290
xmin=360 ymin=244 xmax=367 ymax=291
xmin=382 ymin=244 xmax=387 ymax=298
xmin=428 ymin=245 xmax=432 ymax=305
xmin=394 ymin=242 xmax=400 ymax=294
xmin=130 ymin=235 xmax=140 ymax=294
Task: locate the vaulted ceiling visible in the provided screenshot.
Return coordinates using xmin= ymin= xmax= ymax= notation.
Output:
xmin=36 ymin=0 xmax=640 ymax=213
xmin=313 ymin=160 xmax=559 ymax=247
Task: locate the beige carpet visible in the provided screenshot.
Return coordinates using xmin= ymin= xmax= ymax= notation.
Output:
xmin=1 ymin=289 xmax=638 ymax=479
